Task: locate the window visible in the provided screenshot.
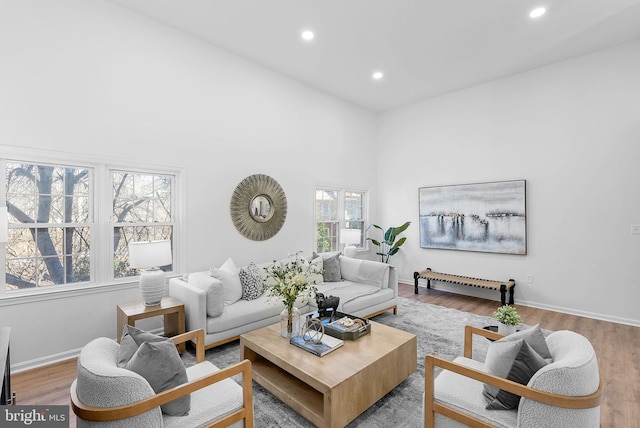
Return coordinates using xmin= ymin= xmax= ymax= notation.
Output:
xmin=315 ymin=187 xmax=367 ymax=253
xmin=112 ymin=171 xmax=174 ymax=279
xmin=5 ymin=163 xmax=92 ymax=290
xmin=2 ymin=155 xmax=180 ymax=295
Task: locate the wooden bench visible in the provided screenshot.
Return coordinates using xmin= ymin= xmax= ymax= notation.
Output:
xmin=414 ymin=268 xmax=515 ymax=306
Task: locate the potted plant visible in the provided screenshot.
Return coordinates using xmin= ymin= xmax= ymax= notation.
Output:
xmin=263 ymin=252 xmax=321 ymax=338
xmin=493 ymin=305 xmax=523 ymax=335
xmin=366 ymin=221 xmax=411 ymax=263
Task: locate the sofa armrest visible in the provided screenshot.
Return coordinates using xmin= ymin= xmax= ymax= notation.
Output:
xmin=169 ymin=278 xmax=207 ymax=333
xmin=463 ymin=325 xmax=503 ymax=359
xmin=388 ymin=265 xmax=398 ymax=295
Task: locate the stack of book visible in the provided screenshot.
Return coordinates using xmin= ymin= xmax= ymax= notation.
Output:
xmin=290 ymin=333 xmax=344 ymax=357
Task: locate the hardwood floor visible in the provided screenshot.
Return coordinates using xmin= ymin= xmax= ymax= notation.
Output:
xmin=11 ymin=282 xmax=639 ymax=428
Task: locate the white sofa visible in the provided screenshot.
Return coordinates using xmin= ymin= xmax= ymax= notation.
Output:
xmin=169 ymin=255 xmax=397 ymax=349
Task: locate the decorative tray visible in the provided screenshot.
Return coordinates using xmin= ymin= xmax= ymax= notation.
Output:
xmin=317 ymin=311 xmax=371 ymax=340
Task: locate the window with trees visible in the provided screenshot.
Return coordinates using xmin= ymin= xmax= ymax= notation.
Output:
xmin=5 ymin=162 xmax=92 ymax=290
xmin=315 ymin=187 xmax=367 ymax=253
xmin=3 ymin=158 xmax=178 ymax=294
xmin=112 ymin=171 xmax=174 ymax=279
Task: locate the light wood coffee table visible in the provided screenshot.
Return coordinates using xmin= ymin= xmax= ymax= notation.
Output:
xmin=240 ymin=320 xmax=417 ymax=428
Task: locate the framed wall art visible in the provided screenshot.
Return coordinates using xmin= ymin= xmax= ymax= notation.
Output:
xmin=418 ymin=180 xmax=526 ymax=255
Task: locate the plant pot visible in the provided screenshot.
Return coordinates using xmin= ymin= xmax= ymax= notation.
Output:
xmin=498 ymin=322 xmax=517 ymax=336
xmin=280 ymin=306 xmax=301 ymax=338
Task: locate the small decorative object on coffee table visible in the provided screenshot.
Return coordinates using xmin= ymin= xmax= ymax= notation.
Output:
xmin=263 ymin=251 xmax=321 ymax=338
xmin=302 ymin=317 xmax=324 ymax=344
xmin=492 ymin=304 xmax=523 ymax=335
xmin=315 ymin=293 xmax=340 ymax=320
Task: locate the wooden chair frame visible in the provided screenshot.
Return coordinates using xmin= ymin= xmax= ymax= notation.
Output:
xmin=70 ymin=329 xmax=254 ymax=428
xmin=424 ymin=325 xmax=605 ymax=428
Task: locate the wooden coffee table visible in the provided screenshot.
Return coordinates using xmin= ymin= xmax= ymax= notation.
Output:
xmin=240 ymin=320 xmax=417 ymax=428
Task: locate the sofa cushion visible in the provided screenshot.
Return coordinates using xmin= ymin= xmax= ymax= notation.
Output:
xmin=188 ymin=272 xmax=224 ymax=318
xmin=210 ymin=257 xmax=243 ymax=305
xmin=163 ymin=361 xmax=244 ymax=428
xmin=339 ymin=257 xmax=390 ymax=289
xmin=496 ymin=324 xmax=552 ymax=360
xmin=313 ymin=282 xmax=392 ymax=314
xmin=434 ymin=357 xmax=518 ymax=427
xmin=482 ymin=339 xmax=548 ymax=410
xmin=239 ymin=262 xmax=263 ymax=301
xmin=125 ymin=340 xmax=191 ymax=416
xmin=205 ymin=293 xmax=286 ymax=333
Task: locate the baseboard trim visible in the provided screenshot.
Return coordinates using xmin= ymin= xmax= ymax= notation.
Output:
xmin=402 ymin=279 xmax=640 ymax=328
xmin=11 ymin=327 xmax=165 ymax=374
xmin=12 ymin=349 xmax=80 ymax=374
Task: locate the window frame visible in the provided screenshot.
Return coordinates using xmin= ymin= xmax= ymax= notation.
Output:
xmin=0 ymin=146 xmax=184 ymax=301
xmin=314 ymin=185 xmax=368 ymax=254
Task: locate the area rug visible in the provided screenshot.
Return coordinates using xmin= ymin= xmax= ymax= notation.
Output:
xmin=182 ymin=297 xmax=501 ymax=427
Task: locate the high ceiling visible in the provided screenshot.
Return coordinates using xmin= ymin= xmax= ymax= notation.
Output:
xmin=108 ymin=0 xmax=640 ymax=112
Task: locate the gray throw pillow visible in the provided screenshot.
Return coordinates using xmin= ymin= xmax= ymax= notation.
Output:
xmin=117 ymin=325 xmax=167 ymax=367
xmin=496 ymin=324 xmax=552 ymax=360
xmin=188 ymin=272 xmax=224 ymax=317
xmin=239 ymin=262 xmax=263 ymax=300
xmin=125 ymin=340 xmax=190 ymax=416
xmin=321 ymin=253 xmax=341 ymax=282
xmin=482 ymin=339 xmax=548 ymax=410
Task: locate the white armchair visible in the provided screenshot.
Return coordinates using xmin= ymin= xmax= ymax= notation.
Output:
xmin=70 ymin=329 xmax=253 ymax=427
xmin=424 ymin=325 xmax=604 ymax=427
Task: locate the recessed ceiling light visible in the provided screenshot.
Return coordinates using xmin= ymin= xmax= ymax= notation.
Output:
xmin=301 ymin=30 xmax=314 ymax=41
xmin=529 ymin=7 xmax=546 ymax=18
xmin=372 ymin=71 xmax=384 ymax=80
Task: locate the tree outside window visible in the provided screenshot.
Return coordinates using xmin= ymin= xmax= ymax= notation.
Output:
xmin=3 ymin=162 xmax=177 ymax=292
xmin=5 ymin=163 xmax=91 ymax=290
xmin=112 ymin=171 xmax=174 ymax=279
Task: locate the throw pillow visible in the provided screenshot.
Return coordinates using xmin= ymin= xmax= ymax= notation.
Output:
xmin=117 ymin=324 xmax=167 ymax=367
xmin=188 ymin=272 xmax=224 ymax=318
xmin=317 ymin=252 xmax=341 ymax=282
xmin=496 ymin=324 xmax=552 ymax=360
xmin=210 ymin=257 xmax=243 ymax=305
xmin=239 ymin=262 xmax=263 ymax=300
xmin=125 ymin=340 xmax=190 ymax=416
xmin=482 ymin=339 xmax=548 ymax=410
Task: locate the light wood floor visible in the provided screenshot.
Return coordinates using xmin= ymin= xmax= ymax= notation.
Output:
xmin=11 ymin=282 xmax=639 ymax=428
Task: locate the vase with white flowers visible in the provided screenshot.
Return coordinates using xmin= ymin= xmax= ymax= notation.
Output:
xmin=493 ymin=305 xmax=523 ymax=335
xmin=263 ymin=252 xmax=321 ymax=338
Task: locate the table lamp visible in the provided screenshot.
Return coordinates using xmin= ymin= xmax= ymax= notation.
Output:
xmin=128 ymin=239 xmax=172 ymax=306
xmin=340 ymin=229 xmax=361 ymax=258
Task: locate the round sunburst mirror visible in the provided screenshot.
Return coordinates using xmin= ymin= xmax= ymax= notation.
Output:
xmin=230 ymin=174 xmax=287 ymax=241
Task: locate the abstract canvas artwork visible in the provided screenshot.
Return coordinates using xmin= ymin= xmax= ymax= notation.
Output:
xmin=419 ymin=180 xmax=526 ymax=254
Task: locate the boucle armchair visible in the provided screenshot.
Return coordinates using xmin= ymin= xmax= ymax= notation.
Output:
xmin=70 ymin=329 xmax=253 ymax=427
xmin=424 ymin=325 xmax=604 ymax=427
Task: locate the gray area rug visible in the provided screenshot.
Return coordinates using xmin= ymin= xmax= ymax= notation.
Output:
xmin=182 ymin=297 xmax=500 ymax=427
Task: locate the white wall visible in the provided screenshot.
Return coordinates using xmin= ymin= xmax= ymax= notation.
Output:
xmin=0 ymin=0 xmax=378 ymax=367
xmin=378 ymin=40 xmax=640 ymax=326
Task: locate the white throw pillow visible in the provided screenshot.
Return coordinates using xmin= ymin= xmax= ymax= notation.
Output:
xmin=188 ymin=272 xmax=224 ymax=317
xmin=210 ymin=257 xmax=243 ymax=305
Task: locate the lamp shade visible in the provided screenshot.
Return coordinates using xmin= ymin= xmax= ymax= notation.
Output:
xmin=340 ymin=229 xmax=361 ymax=246
xmin=128 ymin=240 xmax=172 ymax=269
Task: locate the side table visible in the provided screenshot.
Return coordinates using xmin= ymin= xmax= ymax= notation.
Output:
xmin=116 ymin=296 xmax=186 ymax=353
